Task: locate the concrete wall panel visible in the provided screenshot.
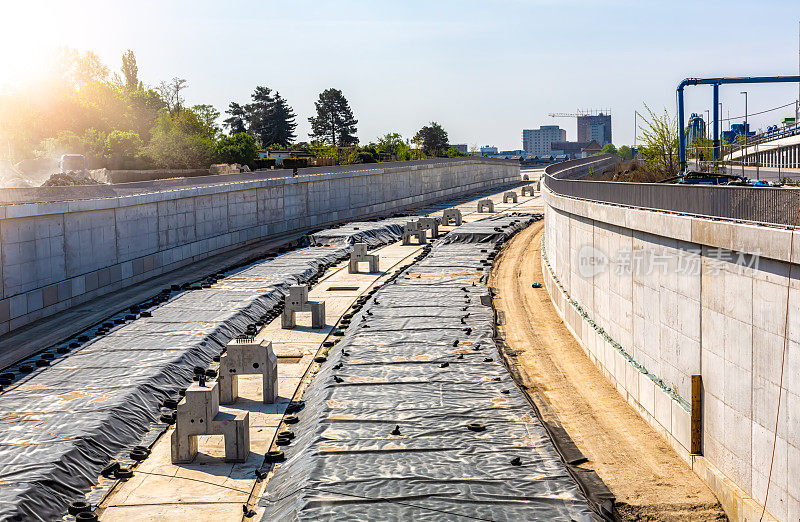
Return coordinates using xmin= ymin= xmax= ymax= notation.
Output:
xmin=543 ymin=182 xmax=800 ymax=521
xmin=0 ymin=158 xmax=518 ymax=337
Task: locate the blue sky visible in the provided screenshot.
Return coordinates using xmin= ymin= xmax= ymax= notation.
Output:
xmin=2 ymin=0 xmax=799 ymax=149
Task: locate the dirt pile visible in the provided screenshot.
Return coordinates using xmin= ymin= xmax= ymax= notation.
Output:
xmin=41 ymin=171 xmax=103 ymax=187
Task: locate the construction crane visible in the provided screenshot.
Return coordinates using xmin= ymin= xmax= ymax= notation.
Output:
xmin=548 ymin=109 xmax=611 ymax=118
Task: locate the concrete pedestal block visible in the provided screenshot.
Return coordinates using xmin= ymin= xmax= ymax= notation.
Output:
xmin=348 ymin=243 xmax=380 ymax=273
xmin=282 ymin=284 xmax=326 ymax=329
xmin=521 ymin=185 xmax=535 ymax=197
xmin=417 ymin=217 xmax=439 ymax=238
xmin=442 ymin=208 xmax=463 ymax=226
xmin=503 ymin=191 xmax=518 ymax=203
xmin=219 ymin=338 xmax=278 ymax=404
xmin=171 ymin=381 xmax=250 ymax=463
xmin=477 ymin=199 xmax=495 ymax=213
xmin=402 ymin=220 xmax=427 ymax=245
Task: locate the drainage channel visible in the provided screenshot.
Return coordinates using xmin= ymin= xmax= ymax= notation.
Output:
xmin=95 ymin=234 xmax=435 ymax=521
xmin=95 ymin=194 xmax=542 ymax=521
xmin=253 ymin=213 xmax=601 ymax=521
xmin=0 ymin=184 xmax=540 ymax=521
xmin=0 ymin=217 xmax=411 ymax=522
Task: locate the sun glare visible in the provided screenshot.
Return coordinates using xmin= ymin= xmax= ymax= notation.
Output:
xmin=0 ymin=2 xmax=98 ymax=92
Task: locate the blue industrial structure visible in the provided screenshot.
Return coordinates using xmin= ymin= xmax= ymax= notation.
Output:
xmin=720 ymin=123 xmax=756 ymax=144
xmin=676 ymin=76 xmax=800 ymax=172
xmin=687 ymin=113 xmax=706 ymax=147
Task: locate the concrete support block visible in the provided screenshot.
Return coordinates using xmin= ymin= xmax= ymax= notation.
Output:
xmin=282 ymin=284 xmax=326 ymax=329
xmin=521 ymin=185 xmax=535 ymax=197
xmin=417 ymin=217 xmax=439 ymax=238
xmin=503 ymin=191 xmax=518 ymax=203
xmin=171 ymin=381 xmax=250 ymax=463
xmin=477 ymin=199 xmax=495 ymax=213
xmin=402 ymin=220 xmax=427 ymax=245
xmin=219 ymin=338 xmax=278 ymax=404
xmin=442 ymin=208 xmax=463 ymax=226
xmin=348 ymin=243 xmax=380 ymax=273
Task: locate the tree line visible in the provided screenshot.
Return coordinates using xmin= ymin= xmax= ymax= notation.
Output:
xmin=0 ymin=48 xmax=466 ymax=170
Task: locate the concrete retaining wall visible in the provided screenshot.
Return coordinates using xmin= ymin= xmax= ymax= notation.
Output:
xmin=542 ymin=183 xmax=799 ymax=522
xmin=0 ymin=158 xmax=518 ymax=337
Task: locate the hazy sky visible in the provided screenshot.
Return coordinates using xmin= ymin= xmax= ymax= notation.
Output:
xmin=2 ymin=0 xmax=799 ymax=149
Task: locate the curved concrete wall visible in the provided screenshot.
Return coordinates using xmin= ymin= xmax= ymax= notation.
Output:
xmin=0 ymin=158 xmax=518 ymax=336
xmin=542 ymin=179 xmax=799 ymax=521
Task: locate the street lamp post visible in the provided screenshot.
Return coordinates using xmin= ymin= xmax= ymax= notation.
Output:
xmin=705 ymin=109 xmax=710 ymax=167
xmin=740 ymin=91 xmax=748 ymax=177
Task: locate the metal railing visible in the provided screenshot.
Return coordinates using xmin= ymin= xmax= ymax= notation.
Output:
xmin=544 ymin=157 xmax=800 ymax=228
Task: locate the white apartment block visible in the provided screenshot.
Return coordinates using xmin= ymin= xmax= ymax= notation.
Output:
xmin=522 ymin=126 xmax=566 ymax=156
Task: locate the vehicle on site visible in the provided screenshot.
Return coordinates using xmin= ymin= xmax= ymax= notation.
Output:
xmin=665 ymin=170 xmax=783 ymax=187
xmin=59 ymin=154 xmax=86 ymax=176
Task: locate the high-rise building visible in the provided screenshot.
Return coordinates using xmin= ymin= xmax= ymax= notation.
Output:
xmin=576 ymin=112 xmax=612 ymax=145
xmin=522 ymin=126 xmax=567 ymax=156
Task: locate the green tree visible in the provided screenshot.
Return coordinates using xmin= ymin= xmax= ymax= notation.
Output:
xmin=157 ymin=77 xmax=188 ymax=115
xmin=214 ymin=132 xmax=257 ymax=165
xmin=105 ymin=130 xmax=143 ymax=158
xmin=308 ymin=88 xmax=358 ymax=146
xmin=190 ymin=104 xmax=221 ymax=139
xmin=442 ymin=147 xmax=464 ymax=157
xmin=617 ymin=145 xmax=633 ymax=160
xmin=413 ymin=122 xmax=449 ymax=156
xmin=247 ymin=86 xmax=276 ymax=147
xmin=600 ymin=143 xmax=617 ymax=156
xmin=144 ymin=110 xmax=214 ymax=168
xmin=637 ymin=104 xmax=679 ymax=177
xmin=226 ymin=87 xmax=297 ymax=148
xmin=268 ymin=92 xmax=297 ymax=147
xmin=120 ymin=50 xmax=140 ymax=91
xmin=376 ymin=132 xmax=404 ymax=158
xmin=223 ymin=102 xmax=248 ymax=135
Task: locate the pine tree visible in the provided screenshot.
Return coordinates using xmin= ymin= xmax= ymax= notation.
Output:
xmin=308 ymin=88 xmax=358 ymax=146
xmin=247 ymin=86 xmax=275 ymax=147
xmin=223 ymin=102 xmax=248 ymax=135
xmin=267 ymin=92 xmax=297 ymax=147
xmin=223 ymin=87 xmax=298 ymax=148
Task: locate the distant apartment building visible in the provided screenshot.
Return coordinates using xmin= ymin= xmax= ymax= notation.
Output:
xmin=577 ymin=112 xmax=612 ymax=145
xmin=450 ymin=144 xmax=468 ymax=154
xmin=522 ymin=125 xmax=566 ymax=156
xmin=480 ymin=146 xmax=498 ymax=155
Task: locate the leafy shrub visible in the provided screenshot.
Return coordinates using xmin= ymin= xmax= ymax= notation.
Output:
xmin=214 ymin=132 xmax=257 ymax=165
xmin=282 ymin=158 xmax=308 ymax=169
xmin=250 ymin=158 xmax=277 ymax=170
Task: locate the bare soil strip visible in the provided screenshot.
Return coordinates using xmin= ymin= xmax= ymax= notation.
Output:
xmin=489 ymin=220 xmax=727 ymax=521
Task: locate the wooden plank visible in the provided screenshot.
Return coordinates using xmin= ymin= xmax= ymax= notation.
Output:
xmin=691 ymin=374 xmax=703 ymax=455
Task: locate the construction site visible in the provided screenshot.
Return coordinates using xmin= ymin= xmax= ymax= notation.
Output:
xmin=3 ymin=145 xmax=800 ymax=522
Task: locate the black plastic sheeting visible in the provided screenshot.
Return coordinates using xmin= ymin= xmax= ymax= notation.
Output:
xmin=308 ymin=217 xmax=409 ymax=247
xmin=0 ymin=218 xmax=408 ymax=521
xmin=259 ymin=214 xmax=598 ymax=521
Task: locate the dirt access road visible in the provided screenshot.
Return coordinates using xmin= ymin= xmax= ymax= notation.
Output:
xmin=489 ymin=220 xmax=727 ymax=521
